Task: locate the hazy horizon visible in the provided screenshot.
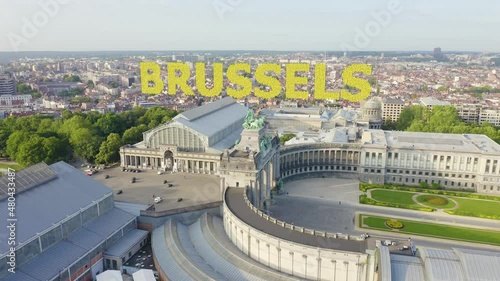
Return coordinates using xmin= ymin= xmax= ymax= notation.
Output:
xmin=1 ymin=0 xmax=499 ymax=53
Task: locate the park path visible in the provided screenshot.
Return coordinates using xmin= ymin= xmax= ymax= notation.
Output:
xmin=367 ymin=188 xmax=461 ymax=211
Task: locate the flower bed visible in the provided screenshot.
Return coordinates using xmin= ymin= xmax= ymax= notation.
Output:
xmin=384 ymin=219 xmax=404 ymax=229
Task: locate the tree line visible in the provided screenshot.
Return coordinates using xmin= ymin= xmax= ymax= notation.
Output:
xmin=0 ymin=107 xmax=178 ymax=167
xmin=383 ymin=105 xmax=500 ymax=143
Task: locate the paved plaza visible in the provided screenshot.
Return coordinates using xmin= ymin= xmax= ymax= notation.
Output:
xmin=271 ymin=177 xmax=362 ymax=234
xmin=89 ymin=167 xmax=221 ymax=211
xmin=270 ymin=176 xmax=500 ymax=251
xmin=281 ymin=177 xmax=362 ymax=203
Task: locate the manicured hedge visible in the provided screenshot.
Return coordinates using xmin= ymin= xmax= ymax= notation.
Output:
xmin=359 ymin=194 xmax=435 ymax=212
xmin=444 ymin=209 xmax=500 ymax=220
xmin=359 ymin=183 xmax=500 ymax=202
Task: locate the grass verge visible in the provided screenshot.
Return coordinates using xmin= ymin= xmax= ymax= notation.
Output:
xmin=0 ymin=163 xmax=23 ymax=170
xmin=359 ymin=214 xmax=500 ymax=246
xmin=371 ymin=190 xmax=419 ymax=206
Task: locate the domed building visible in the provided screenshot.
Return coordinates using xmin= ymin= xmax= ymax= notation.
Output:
xmin=357 ymin=99 xmax=383 ymax=129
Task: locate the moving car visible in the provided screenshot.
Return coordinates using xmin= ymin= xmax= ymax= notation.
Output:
xmin=154 ymin=197 xmax=162 ymax=203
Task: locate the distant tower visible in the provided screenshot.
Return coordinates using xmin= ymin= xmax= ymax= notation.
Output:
xmin=381 ymin=52 xmax=385 ymax=59
xmin=433 ymin=47 xmax=442 ymax=59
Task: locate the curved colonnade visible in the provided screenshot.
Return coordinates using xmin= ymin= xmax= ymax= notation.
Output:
xmin=279 ymin=144 xmax=362 ymax=180
xmin=223 ymin=187 xmax=371 ymax=281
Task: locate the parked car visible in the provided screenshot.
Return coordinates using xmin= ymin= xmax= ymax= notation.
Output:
xmin=105 ymin=175 xmax=109 ymax=179
xmin=168 ymin=184 xmax=173 ymax=187
xmin=154 ymin=197 xmax=162 ymax=204
xmin=177 ymin=198 xmax=183 ymax=202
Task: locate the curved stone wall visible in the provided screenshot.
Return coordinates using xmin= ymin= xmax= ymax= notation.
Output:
xmin=242 ymin=189 xmax=366 ymax=242
xmin=223 ymin=188 xmax=370 ymax=281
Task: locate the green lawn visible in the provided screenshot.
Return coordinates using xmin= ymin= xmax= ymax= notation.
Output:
xmin=416 ymin=194 xmax=456 ymax=209
xmin=0 ymin=163 xmax=23 ymax=170
xmin=453 ymin=198 xmax=500 ymax=217
xmin=360 ymin=214 xmax=500 ymax=246
xmin=370 ymin=190 xmax=419 ymax=206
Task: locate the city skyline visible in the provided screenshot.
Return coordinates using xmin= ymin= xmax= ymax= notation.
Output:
xmin=1 ymin=0 xmax=499 ymax=52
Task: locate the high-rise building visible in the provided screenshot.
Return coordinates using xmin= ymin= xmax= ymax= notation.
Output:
xmin=0 ymin=74 xmax=16 ymax=95
xmin=381 ymin=98 xmax=405 ymax=121
xmin=433 ymin=47 xmax=443 ymax=59
xmin=455 ymin=104 xmax=481 ymax=123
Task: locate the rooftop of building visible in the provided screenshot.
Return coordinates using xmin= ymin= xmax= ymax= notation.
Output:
xmin=382 ymin=98 xmax=405 ymax=105
xmin=388 ymin=247 xmax=500 ymax=281
xmin=2 ymin=207 xmax=135 ymax=281
xmin=0 ymin=161 xmax=113 ymax=255
xmin=372 ymin=131 xmax=500 ymax=154
xmin=105 ymin=228 xmax=149 ymax=258
xmin=230 ymin=150 xmax=251 ymax=158
xmin=282 ymin=128 xmax=500 ymax=154
xmin=420 ymin=97 xmax=451 ymax=106
xmin=91 ymin=167 xmax=221 ymax=213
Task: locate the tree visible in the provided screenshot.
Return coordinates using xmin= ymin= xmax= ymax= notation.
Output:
xmin=119 ymin=106 xmax=147 ymax=128
xmin=280 ymin=133 xmax=296 ymax=144
xmin=95 ymin=133 xmax=122 ymax=164
xmin=122 ymin=124 xmax=148 ymax=145
xmin=138 ymin=107 xmax=178 ymax=129
xmin=95 ymin=113 xmax=125 ymax=136
xmin=6 ymin=131 xmax=32 ymax=160
xmin=15 ymin=135 xmax=46 ymax=166
xmin=382 ymin=116 xmax=396 ymax=130
xmin=87 ymin=80 xmax=95 ymax=89
xmin=17 ymin=83 xmax=32 ymax=94
xmin=42 ymin=137 xmax=69 ymax=164
xmin=396 ymin=105 xmax=430 ymax=131
xmin=0 ymin=127 xmax=12 ymax=157
xmin=61 ymin=109 xmax=73 ymax=120
xmin=428 ymin=106 xmax=461 ymax=131
xmin=58 ymin=115 xmax=92 ymax=138
xmin=69 ymin=128 xmax=102 ymax=162
xmin=63 ymin=75 xmax=81 ymax=82
xmin=37 ymin=118 xmax=56 ymax=134
xmin=85 ymin=111 xmax=103 ymax=124
xmin=437 ymin=86 xmax=448 ymax=92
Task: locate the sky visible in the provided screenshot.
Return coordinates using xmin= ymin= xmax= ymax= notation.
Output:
xmin=0 ymin=0 xmax=499 ymax=52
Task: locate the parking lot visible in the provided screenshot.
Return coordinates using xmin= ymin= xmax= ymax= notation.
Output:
xmin=88 ymin=166 xmax=221 ymax=212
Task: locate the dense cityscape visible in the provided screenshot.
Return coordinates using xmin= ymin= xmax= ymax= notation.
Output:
xmin=1 ymin=50 xmax=500 ymax=119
